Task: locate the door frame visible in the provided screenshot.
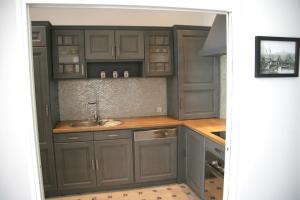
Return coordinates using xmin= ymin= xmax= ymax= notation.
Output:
xmin=19 ymin=1 xmax=239 ymax=200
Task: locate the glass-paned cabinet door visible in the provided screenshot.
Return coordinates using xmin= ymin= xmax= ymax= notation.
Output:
xmin=52 ymin=30 xmax=86 ymax=79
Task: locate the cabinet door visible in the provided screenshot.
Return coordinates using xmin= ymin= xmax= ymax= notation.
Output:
xmin=52 ymin=30 xmax=86 ymax=79
xmin=94 ymin=138 xmax=133 ymax=187
xmin=40 ymin=144 xmax=57 ymax=193
xmin=115 ymin=30 xmax=144 ymax=60
xmin=54 ymin=141 xmax=96 ymax=191
xmin=177 ymin=30 xmax=219 ymax=119
xmin=134 ymin=138 xmax=177 ymax=183
xmin=144 ymin=31 xmax=173 ymax=76
xmin=32 ymin=26 xmax=46 ymax=47
xmin=33 ymin=47 xmax=51 ymax=144
xmin=185 ymin=128 xmax=205 ymax=198
xmin=85 ymin=30 xmax=115 ymax=60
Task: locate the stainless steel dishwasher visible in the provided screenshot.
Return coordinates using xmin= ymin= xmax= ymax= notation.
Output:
xmin=134 ymin=128 xmax=177 ymax=183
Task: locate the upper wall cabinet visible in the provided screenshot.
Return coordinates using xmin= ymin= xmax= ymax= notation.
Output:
xmin=167 ymin=28 xmax=220 ymax=119
xmin=144 ymin=31 xmax=173 ymax=76
xmin=52 ymin=30 xmax=86 ymax=79
xmin=85 ymin=30 xmax=144 ymax=60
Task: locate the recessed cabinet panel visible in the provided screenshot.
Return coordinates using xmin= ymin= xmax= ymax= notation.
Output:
xmin=135 ymin=138 xmax=177 ymax=183
xmin=94 ymin=139 xmax=133 ymax=187
xmin=85 ymin=30 xmax=115 ymax=60
xmin=116 ymin=30 xmax=144 ymax=60
xmin=52 ymin=30 xmax=86 ymax=79
xmin=40 ymin=145 xmax=57 ymax=192
xmin=32 ymin=26 xmax=46 ymax=47
xmin=55 ymin=141 xmax=96 ymax=191
xmin=185 ymin=128 xmax=205 ymax=198
xmin=183 ymin=89 xmax=215 ymax=116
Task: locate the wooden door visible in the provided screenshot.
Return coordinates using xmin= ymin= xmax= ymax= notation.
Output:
xmin=52 ymin=30 xmax=86 ymax=79
xmin=54 ymin=141 xmax=96 ymax=191
xmin=185 ymin=128 xmax=205 ymax=198
xmin=115 ymin=30 xmax=144 ymax=60
xmin=134 ymin=138 xmax=177 ymax=183
xmin=94 ymin=139 xmax=133 ymax=187
xmin=177 ymin=30 xmax=219 ymax=119
xmin=85 ymin=30 xmax=115 ymax=60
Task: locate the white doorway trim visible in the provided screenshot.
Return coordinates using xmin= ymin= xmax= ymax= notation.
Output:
xmin=19 ymin=1 xmax=239 ymax=200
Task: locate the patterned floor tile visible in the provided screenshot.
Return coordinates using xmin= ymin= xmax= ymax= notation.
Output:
xmin=46 ymin=184 xmax=200 ymax=200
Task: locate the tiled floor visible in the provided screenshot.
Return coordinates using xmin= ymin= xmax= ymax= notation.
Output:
xmin=47 ymin=183 xmax=200 ymax=200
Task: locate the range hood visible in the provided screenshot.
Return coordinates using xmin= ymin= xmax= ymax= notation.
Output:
xmin=200 ymin=14 xmax=226 ymax=56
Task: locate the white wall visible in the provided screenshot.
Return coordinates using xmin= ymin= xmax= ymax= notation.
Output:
xmin=0 ymin=0 xmax=42 ymax=200
xmin=233 ymin=0 xmax=300 ymax=199
xmin=29 ymin=7 xmax=215 ymax=26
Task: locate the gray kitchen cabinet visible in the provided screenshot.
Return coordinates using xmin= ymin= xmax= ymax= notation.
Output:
xmin=144 ymin=31 xmax=173 ymax=76
xmin=85 ymin=30 xmax=115 ymax=60
xmin=40 ymin=145 xmax=57 ymax=192
xmin=134 ymin=137 xmax=177 ymax=183
xmin=54 ymin=141 xmax=97 ymax=191
xmin=32 ymin=22 xmax=59 ymax=196
xmin=85 ymin=30 xmax=144 ymax=60
xmin=94 ymin=138 xmax=133 ymax=187
xmin=115 ymin=30 xmax=144 ymax=60
xmin=167 ymin=28 xmax=220 ymax=119
xmin=32 ymin=26 xmax=47 ymax=47
xmin=52 ymin=29 xmax=86 ymax=79
xmin=185 ymin=127 xmax=205 ymax=198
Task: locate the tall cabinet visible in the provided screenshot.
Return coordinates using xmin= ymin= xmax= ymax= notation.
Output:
xmin=32 ymin=22 xmax=59 ymax=195
xmin=167 ymin=27 xmax=220 ymax=119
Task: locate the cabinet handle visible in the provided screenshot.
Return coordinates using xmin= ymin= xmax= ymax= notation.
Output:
xmin=117 ymin=46 xmax=120 ymax=57
xmin=91 ymin=159 xmax=95 ymax=170
xmin=214 ymin=148 xmax=224 ymax=154
xmin=45 ymin=104 xmax=49 ymax=117
xmin=111 ymin=46 xmax=114 ymax=57
xmin=81 ymin=64 xmax=84 ymax=75
xmin=107 ymin=134 xmax=118 ymax=137
xmin=96 ymin=160 xmax=99 ymax=170
xmin=68 ymin=137 xmax=79 ymax=140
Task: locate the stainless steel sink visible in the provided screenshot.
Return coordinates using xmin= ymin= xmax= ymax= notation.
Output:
xmin=69 ymin=120 xmax=99 ymax=127
xmin=69 ymin=119 xmax=122 ymax=128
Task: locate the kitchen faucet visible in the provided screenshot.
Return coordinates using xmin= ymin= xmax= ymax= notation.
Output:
xmin=87 ymin=100 xmax=99 ymax=121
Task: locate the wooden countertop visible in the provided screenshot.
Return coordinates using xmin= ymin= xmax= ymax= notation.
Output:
xmin=53 ymin=116 xmax=226 ymax=145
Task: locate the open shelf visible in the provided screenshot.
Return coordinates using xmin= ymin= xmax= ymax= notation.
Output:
xmin=87 ymin=61 xmax=143 ymax=79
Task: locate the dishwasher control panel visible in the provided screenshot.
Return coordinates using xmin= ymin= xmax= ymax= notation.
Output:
xmin=134 ymin=128 xmax=177 ymax=141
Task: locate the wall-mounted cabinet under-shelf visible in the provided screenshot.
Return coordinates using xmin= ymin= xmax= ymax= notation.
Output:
xmin=87 ymin=62 xmax=143 ymax=79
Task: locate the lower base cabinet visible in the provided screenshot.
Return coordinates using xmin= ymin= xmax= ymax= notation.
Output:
xmin=54 ymin=131 xmax=134 ymax=192
xmin=185 ymin=128 xmax=205 ymax=198
xmin=40 ymin=144 xmax=57 ymax=194
xmin=94 ymin=138 xmax=133 ymax=187
xmin=55 ymin=141 xmax=97 ymax=191
xmin=134 ymin=137 xmax=177 ymax=183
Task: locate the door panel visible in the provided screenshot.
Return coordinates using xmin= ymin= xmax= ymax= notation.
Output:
xmin=52 ymin=30 xmax=86 ymax=79
xmin=40 ymin=144 xmax=57 ymax=192
xmin=116 ymin=30 xmax=144 ymax=59
xmin=33 ymin=47 xmax=51 ymax=144
xmin=135 ymin=138 xmax=177 ymax=183
xmin=55 ymin=141 xmax=96 ymax=191
xmin=94 ymin=139 xmax=133 ymax=186
xmin=185 ymin=128 xmax=205 ymax=198
xmin=177 ymin=30 xmax=219 ymax=119
xmin=85 ymin=30 xmax=115 ymax=60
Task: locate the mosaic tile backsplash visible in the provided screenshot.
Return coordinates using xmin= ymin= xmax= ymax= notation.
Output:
xmin=58 ymin=78 xmax=167 ymax=121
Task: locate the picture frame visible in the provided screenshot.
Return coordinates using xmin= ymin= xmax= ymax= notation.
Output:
xmin=255 ymin=36 xmax=299 ymax=77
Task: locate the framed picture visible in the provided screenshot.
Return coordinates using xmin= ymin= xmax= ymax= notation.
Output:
xmin=255 ymin=36 xmax=299 ymax=77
